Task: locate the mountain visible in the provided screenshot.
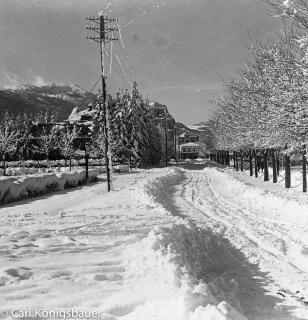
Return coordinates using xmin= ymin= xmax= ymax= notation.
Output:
xmin=175 ymin=121 xmax=207 ymax=134
xmin=187 ymin=122 xmax=209 ymax=132
xmin=0 ymin=83 xmax=97 ymax=120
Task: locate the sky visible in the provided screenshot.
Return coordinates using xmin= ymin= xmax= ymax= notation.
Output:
xmin=0 ymin=0 xmax=281 ymax=125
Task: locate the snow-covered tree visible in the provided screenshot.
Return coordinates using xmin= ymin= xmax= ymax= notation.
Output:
xmin=107 ymin=82 xmax=162 ymax=167
xmin=0 ymin=112 xmax=19 ymax=175
xmin=15 ymin=113 xmax=34 ymax=161
xmin=57 ymin=124 xmax=80 ymax=170
xmin=32 ymin=125 xmax=57 ymax=161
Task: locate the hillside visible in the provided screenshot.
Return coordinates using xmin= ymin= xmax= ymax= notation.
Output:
xmin=0 ymin=84 xmax=96 ymax=120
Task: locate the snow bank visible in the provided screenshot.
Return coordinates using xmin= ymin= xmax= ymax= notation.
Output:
xmin=210 ymin=168 xmax=308 ymax=222
xmin=121 ymin=168 xmax=247 ymax=319
xmin=0 ymin=169 xmax=99 ymax=204
xmin=113 ymin=164 xmax=130 ymax=173
xmin=117 ymin=219 xmax=247 ymax=320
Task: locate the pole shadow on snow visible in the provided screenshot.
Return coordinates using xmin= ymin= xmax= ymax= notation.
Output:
xmin=154 ymin=162 xmax=304 ymax=320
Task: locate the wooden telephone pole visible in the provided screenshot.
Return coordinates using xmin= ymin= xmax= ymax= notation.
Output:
xmin=86 ymin=13 xmax=118 ymax=192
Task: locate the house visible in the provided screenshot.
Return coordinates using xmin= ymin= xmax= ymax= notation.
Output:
xmin=65 ymin=103 xmax=96 ymax=150
xmin=180 ymin=142 xmax=200 ymax=159
xmin=178 ymin=131 xmax=201 ymax=159
xmin=179 ymin=131 xmax=199 ymax=144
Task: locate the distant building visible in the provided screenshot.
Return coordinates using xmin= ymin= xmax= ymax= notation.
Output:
xmin=65 ymin=104 xmax=96 ymax=149
xmin=179 ymin=131 xmax=199 ymax=144
xmin=178 ymin=131 xmax=201 ymax=159
xmin=180 ymin=142 xmax=200 ymax=159
xmin=149 ymin=101 xmax=176 ymax=161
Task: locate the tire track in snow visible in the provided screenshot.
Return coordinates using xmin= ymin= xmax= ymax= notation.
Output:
xmin=174 ymin=168 xmax=308 ymax=310
xmin=203 ymin=169 xmax=308 ymax=274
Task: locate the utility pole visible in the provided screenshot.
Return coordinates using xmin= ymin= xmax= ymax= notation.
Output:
xmin=164 ymin=111 xmax=168 ymax=167
xmin=174 ymin=125 xmax=177 ymax=162
xmin=86 ymin=13 xmax=118 ymax=192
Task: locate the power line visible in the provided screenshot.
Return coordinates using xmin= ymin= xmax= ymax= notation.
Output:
xmin=115 ymin=51 xmax=132 ymax=86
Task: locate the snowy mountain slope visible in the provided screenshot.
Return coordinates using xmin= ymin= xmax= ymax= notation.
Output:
xmin=0 ymin=83 xmax=96 ymax=120
xmin=187 ymin=121 xmax=209 ymax=132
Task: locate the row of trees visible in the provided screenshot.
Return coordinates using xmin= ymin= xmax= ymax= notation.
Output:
xmin=106 ymin=81 xmax=162 ymax=167
xmin=0 ymin=81 xmax=163 ymax=175
xmin=90 ymin=81 xmax=162 ymax=167
xmin=0 ymin=110 xmax=81 ymax=174
xmin=209 ymin=0 xmax=308 ymax=191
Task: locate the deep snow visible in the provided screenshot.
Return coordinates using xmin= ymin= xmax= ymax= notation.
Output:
xmin=0 ymin=161 xmax=308 ymax=319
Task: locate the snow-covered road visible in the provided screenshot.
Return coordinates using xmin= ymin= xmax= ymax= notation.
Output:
xmin=174 ymin=163 xmax=308 ymax=319
xmin=0 ymin=162 xmax=308 ymax=320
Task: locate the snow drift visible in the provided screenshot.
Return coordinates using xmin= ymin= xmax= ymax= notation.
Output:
xmin=116 ymin=168 xmax=248 ymax=320
xmin=119 ymin=219 xmax=247 ymax=320
xmin=0 ymin=169 xmax=99 ymax=204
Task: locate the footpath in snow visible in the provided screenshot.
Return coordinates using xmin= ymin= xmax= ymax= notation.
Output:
xmin=0 ymin=162 xmax=308 ymax=320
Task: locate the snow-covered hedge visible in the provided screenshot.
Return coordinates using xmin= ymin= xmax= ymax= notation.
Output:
xmin=0 ymin=169 xmax=99 ymax=205
xmin=2 ymin=164 xmax=131 ymax=177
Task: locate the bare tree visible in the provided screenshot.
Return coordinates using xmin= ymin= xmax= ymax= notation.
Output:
xmin=0 ymin=112 xmax=19 ymax=176
xmin=32 ymin=125 xmax=57 ymax=162
xmin=57 ymin=125 xmax=80 ymax=170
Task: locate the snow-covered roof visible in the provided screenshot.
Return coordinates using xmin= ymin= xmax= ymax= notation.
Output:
xmin=179 ymin=131 xmax=199 ymax=138
xmin=180 ymin=143 xmax=200 ymax=147
xmin=68 ymin=107 xmax=97 ymax=122
xmin=68 ymin=107 xmax=80 ymax=121
xmin=149 ymin=101 xmax=167 ymax=110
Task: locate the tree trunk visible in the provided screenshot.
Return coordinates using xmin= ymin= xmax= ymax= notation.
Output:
xmin=3 ymin=160 xmax=6 ymax=176
xmin=233 ymin=152 xmax=236 ymax=169
xmin=272 ymin=149 xmax=277 ymax=183
xmin=226 ymin=151 xmax=230 ymax=165
xmin=254 ymin=151 xmax=258 ymax=178
xmin=235 ymin=152 xmax=239 ymax=171
xmin=277 ymin=155 xmax=280 ymax=176
xmin=285 ymin=154 xmax=291 ymax=188
xmin=69 ymin=158 xmax=72 ymax=171
xmin=263 ymin=150 xmax=269 ymax=181
xmin=249 ymin=150 xmax=253 ymax=176
xmin=240 ymin=151 xmax=243 ymax=172
xmin=303 ymin=152 xmax=307 ymax=193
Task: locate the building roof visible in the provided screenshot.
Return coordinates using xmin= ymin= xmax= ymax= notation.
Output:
xmin=149 ymin=101 xmax=167 ymax=110
xmin=179 ymin=131 xmax=199 ymax=138
xmin=68 ymin=106 xmax=97 ymax=122
xmin=180 ymin=143 xmax=200 ymax=147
